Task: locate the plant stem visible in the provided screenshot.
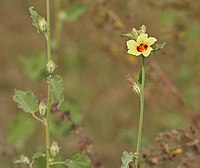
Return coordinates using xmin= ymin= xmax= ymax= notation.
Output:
xmin=134 ymin=56 xmax=145 ymax=168
xmin=32 ymin=113 xmax=46 ymax=126
xmin=50 ymin=161 xmax=66 ymax=165
xmin=46 ymin=0 xmax=52 ymax=167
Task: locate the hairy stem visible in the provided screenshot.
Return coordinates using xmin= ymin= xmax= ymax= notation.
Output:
xmin=50 ymin=161 xmax=66 ymax=165
xmin=32 ymin=113 xmax=46 ymax=126
xmin=135 ymin=57 xmax=145 ymax=168
xmin=46 ymin=0 xmax=52 ymax=167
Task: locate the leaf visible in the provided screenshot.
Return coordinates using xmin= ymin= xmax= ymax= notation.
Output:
xmin=122 ymin=33 xmax=136 ymax=40
xmin=65 ymin=3 xmax=88 ymax=22
xmin=152 ymin=43 xmax=166 ymax=53
xmin=7 ymin=114 xmax=37 ymax=146
xmin=29 ymin=6 xmax=45 ymax=34
xmin=47 ymin=75 xmax=64 ymax=109
xmin=121 ymin=151 xmax=134 ymax=168
xmin=13 ymin=90 xmax=38 ymax=113
xmin=32 ymin=152 xmax=46 ymax=160
xmin=138 ymin=71 xmax=142 ymax=85
xmin=65 ymin=154 xmax=93 ymax=168
xmin=20 ymin=51 xmax=47 ymax=80
xmin=15 ymin=155 xmax=30 ymax=165
xmin=137 ymin=71 xmax=146 ymax=87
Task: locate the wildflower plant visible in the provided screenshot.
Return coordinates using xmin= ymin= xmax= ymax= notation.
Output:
xmin=121 ymin=25 xmax=165 ymax=168
xmin=13 ymin=1 xmax=92 ymax=168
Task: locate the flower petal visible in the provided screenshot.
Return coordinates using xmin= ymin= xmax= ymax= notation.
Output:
xmin=142 ymin=47 xmax=153 ymax=57
xmin=127 ymin=40 xmax=137 ymax=49
xmin=126 ymin=40 xmax=141 ymax=56
xmin=146 ymin=37 xmax=157 ymax=46
xmin=128 ymin=49 xmax=141 ymax=56
xmin=137 ymin=33 xmax=148 ymax=44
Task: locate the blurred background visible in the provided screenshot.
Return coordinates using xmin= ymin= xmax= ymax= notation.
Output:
xmin=0 ymin=0 xmax=200 ymax=167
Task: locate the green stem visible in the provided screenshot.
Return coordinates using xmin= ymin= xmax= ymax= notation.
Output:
xmin=50 ymin=161 xmax=66 ymax=165
xmin=134 ymin=56 xmax=145 ymax=168
xmin=32 ymin=113 xmax=46 ymax=126
xmin=46 ymin=0 xmax=52 ymax=167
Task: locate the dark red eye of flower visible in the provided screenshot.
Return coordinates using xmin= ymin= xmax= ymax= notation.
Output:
xmin=137 ymin=44 xmax=148 ymax=52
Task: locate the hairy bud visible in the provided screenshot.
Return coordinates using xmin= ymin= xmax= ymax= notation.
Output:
xmin=39 ymin=101 xmax=47 ymax=117
xmin=47 ymin=60 xmax=57 ymax=74
xmin=50 ymin=141 xmax=60 ymax=157
xmin=39 ymin=17 xmax=47 ymax=32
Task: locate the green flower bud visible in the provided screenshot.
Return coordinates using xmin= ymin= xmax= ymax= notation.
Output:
xmin=132 ymin=83 xmax=141 ymax=96
xmin=39 ymin=101 xmax=47 ymax=117
xmin=132 ymin=28 xmax=139 ymax=38
xmin=18 ymin=155 xmax=30 ymax=165
xmin=50 ymin=141 xmax=60 ymax=157
xmin=39 ymin=17 xmax=47 ymax=32
xmin=47 ymin=60 xmax=57 ymax=74
xmin=140 ymin=25 xmax=146 ymax=34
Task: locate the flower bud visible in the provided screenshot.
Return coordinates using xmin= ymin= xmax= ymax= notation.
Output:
xmin=132 ymin=83 xmax=141 ymax=96
xmin=20 ymin=155 xmax=30 ymax=165
xmin=132 ymin=28 xmax=138 ymax=38
xmin=39 ymin=101 xmax=47 ymax=117
xmin=140 ymin=25 xmax=146 ymax=34
xmin=50 ymin=141 xmax=60 ymax=157
xmin=47 ymin=60 xmax=57 ymax=74
xmin=39 ymin=17 xmax=47 ymax=32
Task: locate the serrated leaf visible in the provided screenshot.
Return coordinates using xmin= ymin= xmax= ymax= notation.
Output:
xmin=121 ymin=151 xmax=134 ymax=168
xmin=20 ymin=51 xmax=47 ymax=80
xmin=47 ymin=75 xmax=64 ymax=109
xmin=7 ymin=114 xmax=37 ymax=146
xmin=29 ymin=6 xmax=46 ymax=35
xmin=152 ymin=43 xmax=166 ymax=53
xmin=65 ymin=154 xmax=93 ymax=168
xmin=122 ymin=33 xmax=136 ymax=40
xmin=65 ymin=3 xmax=88 ymax=22
xmin=13 ymin=90 xmax=38 ymax=113
xmin=32 ymin=152 xmax=46 ymax=160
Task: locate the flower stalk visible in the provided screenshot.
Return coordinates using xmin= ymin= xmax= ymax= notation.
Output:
xmin=134 ymin=56 xmax=145 ymax=168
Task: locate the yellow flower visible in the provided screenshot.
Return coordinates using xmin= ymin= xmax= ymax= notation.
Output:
xmin=126 ymin=33 xmax=157 ymax=57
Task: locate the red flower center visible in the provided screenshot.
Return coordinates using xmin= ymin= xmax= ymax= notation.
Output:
xmin=137 ymin=44 xmax=148 ymax=52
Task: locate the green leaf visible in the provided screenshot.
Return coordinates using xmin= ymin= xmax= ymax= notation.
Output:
xmin=122 ymin=33 xmax=136 ymax=40
xmin=121 ymin=151 xmax=134 ymax=168
xmin=138 ymin=71 xmax=142 ymax=85
xmin=47 ymin=75 xmax=64 ymax=109
xmin=20 ymin=51 xmax=47 ymax=80
xmin=152 ymin=43 xmax=166 ymax=53
xmin=65 ymin=3 xmax=88 ymax=22
xmin=65 ymin=154 xmax=93 ymax=168
xmin=29 ymin=6 xmax=46 ymax=34
xmin=7 ymin=114 xmax=37 ymax=146
xmin=32 ymin=152 xmax=46 ymax=160
xmin=13 ymin=90 xmax=38 ymax=113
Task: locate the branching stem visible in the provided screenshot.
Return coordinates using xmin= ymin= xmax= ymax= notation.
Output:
xmin=32 ymin=113 xmax=46 ymax=126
